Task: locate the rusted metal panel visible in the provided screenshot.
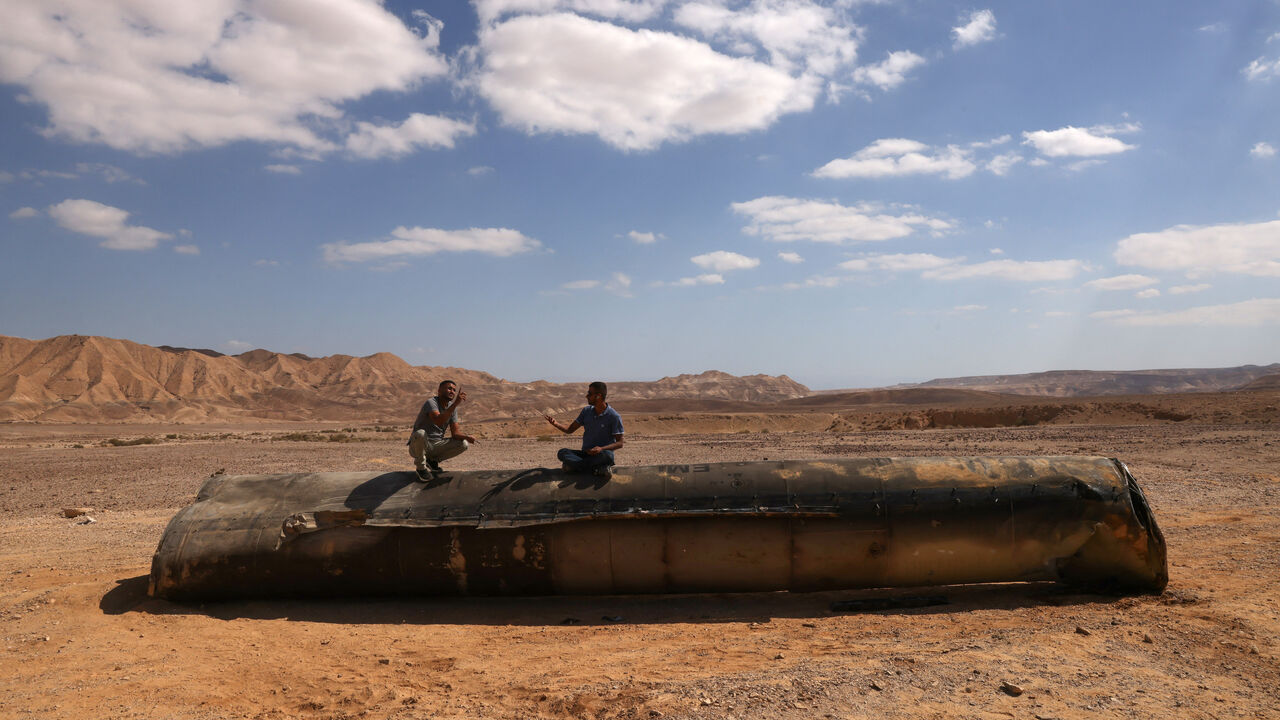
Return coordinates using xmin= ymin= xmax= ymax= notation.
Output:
xmin=148 ymin=457 xmax=1167 ymax=600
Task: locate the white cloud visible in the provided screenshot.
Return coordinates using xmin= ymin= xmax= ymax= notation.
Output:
xmin=562 ymin=279 xmax=601 ymax=290
xmin=951 ymin=304 xmax=986 ymax=312
xmin=1252 ymin=142 xmax=1277 ymax=158
xmin=777 ymin=251 xmax=804 ymax=263
xmin=1114 ymin=220 xmax=1280 ymax=277
xmin=672 ymin=0 xmax=860 ymax=77
xmin=628 ymin=230 xmax=661 ymax=244
xmin=468 ymin=166 xmax=496 ymax=176
xmin=10 ymin=207 xmax=39 ymax=219
xmin=953 ymin=10 xmax=997 ymax=49
xmin=254 ymin=259 xmax=280 ymax=266
xmin=174 ymin=244 xmax=200 ymax=255
xmin=1169 ymin=283 xmax=1211 ymax=295
xmin=839 ymin=252 xmax=961 ymax=272
xmin=852 ymin=50 xmax=925 ymax=90
xmin=1243 ymin=56 xmax=1280 ymax=81
xmin=986 ymin=152 xmax=1023 ymax=176
xmin=472 ymin=12 xmax=817 ymax=151
xmin=323 ymin=227 xmax=542 ymax=264
xmin=225 ymin=340 xmax=253 ymax=351
xmin=669 ymin=273 xmax=725 ymax=287
xmin=1091 ymin=299 xmax=1280 ymax=327
xmin=0 ymin=1 xmax=450 ymax=154
xmin=691 ymin=250 xmax=760 ymax=272
xmin=1044 ymin=311 xmax=1073 ymax=317
xmin=474 ymin=0 xmax=668 ymax=25
xmin=922 ymin=259 xmax=1085 ymax=282
xmin=1085 ymin=274 xmax=1158 ymax=291
xmin=607 ymin=272 xmax=633 ymax=296
xmin=265 ymin=164 xmax=302 ymax=175
xmin=1022 ymin=125 xmax=1137 ymax=158
xmin=1135 ymin=288 xmax=1160 ymax=299
xmin=47 ymin=199 xmax=171 ymax=250
xmin=813 ymin=138 xmax=976 ymax=180
xmin=732 ymin=196 xmax=951 ymax=244
xmin=345 ymin=114 xmax=476 ymax=159
xmin=780 ymin=274 xmax=842 ymax=290
xmin=989 ymin=247 xmax=1004 ymax=255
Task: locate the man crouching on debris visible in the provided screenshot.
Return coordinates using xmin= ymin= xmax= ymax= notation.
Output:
xmin=542 ymin=381 xmax=624 ymax=478
xmin=409 ymin=380 xmax=476 ymax=480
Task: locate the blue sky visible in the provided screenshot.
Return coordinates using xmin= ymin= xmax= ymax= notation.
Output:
xmin=2 ymin=0 xmax=1278 ymax=389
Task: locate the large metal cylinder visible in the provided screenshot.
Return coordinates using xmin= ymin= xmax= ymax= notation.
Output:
xmin=148 ymin=457 xmax=1167 ymax=600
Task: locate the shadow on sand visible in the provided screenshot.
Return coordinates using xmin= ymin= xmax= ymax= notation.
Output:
xmin=101 ymin=578 xmax=1119 ymax=626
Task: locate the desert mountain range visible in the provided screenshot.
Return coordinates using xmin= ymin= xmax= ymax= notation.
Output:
xmin=0 ymin=334 xmax=808 ymax=423
xmin=1 ymin=334 xmax=1276 ymax=423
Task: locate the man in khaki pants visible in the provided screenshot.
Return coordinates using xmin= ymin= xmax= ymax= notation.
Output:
xmin=408 ymin=380 xmax=477 ymax=480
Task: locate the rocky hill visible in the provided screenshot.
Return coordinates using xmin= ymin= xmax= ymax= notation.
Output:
xmin=897 ymin=365 xmax=1280 ymax=397
xmin=0 ymin=335 xmax=809 ymax=423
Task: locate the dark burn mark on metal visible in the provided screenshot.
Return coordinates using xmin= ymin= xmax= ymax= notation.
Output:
xmin=149 ymin=457 xmax=1168 ymax=600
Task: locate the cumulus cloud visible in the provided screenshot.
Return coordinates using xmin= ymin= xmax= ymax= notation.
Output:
xmin=10 ymin=207 xmax=39 ymax=219
xmin=1135 ymin=288 xmax=1160 ymax=299
xmin=0 ymin=1 xmax=450 ymax=154
xmin=265 ymin=164 xmax=302 ymax=175
xmin=1243 ymin=56 xmax=1280 ymax=81
xmin=1114 ymin=220 xmax=1280 ymax=277
xmin=472 ymin=12 xmax=818 ymax=151
xmin=345 ymin=114 xmax=476 ymax=159
xmin=852 ymin=50 xmax=926 ymax=90
xmin=778 ymin=251 xmax=804 ymax=263
xmin=780 ymin=275 xmax=842 ymax=290
xmin=732 ymin=196 xmax=951 ymax=244
xmin=1252 ymin=142 xmax=1277 ymax=158
xmin=47 ymin=199 xmax=172 ymax=250
xmin=468 ymin=166 xmax=496 ymax=176
xmin=986 ymin=152 xmax=1023 ymax=176
xmin=1090 ymin=299 xmax=1280 ymax=326
xmin=323 ymin=227 xmax=542 ymax=264
xmin=174 ymin=244 xmax=200 ymax=255
xmin=1169 ymin=283 xmax=1211 ymax=295
xmin=627 ymin=230 xmax=661 ymax=244
xmin=839 ymin=253 xmax=961 ymax=272
xmin=663 ymin=273 xmax=725 ymax=287
xmin=562 ymin=279 xmax=601 ymax=290
xmin=474 ymin=0 xmax=668 ymax=25
xmin=1085 ymin=274 xmax=1158 ymax=291
xmin=672 ymin=0 xmax=860 ymax=77
xmin=953 ymin=10 xmax=997 ymax=49
xmin=225 ymin=340 xmax=253 ymax=351
xmin=691 ymin=250 xmax=760 ymax=272
xmin=922 ymin=259 xmax=1085 ymax=282
xmin=813 ymin=138 xmax=976 ymax=180
xmin=1022 ymin=125 xmax=1137 ymax=158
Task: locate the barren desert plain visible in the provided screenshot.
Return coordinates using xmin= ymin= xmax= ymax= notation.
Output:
xmin=1 ymin=386 xmax=1279 ymax=720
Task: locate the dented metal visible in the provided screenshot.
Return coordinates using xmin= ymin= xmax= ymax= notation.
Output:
xmin=148 ymin=457 xmax=1167 ymax=600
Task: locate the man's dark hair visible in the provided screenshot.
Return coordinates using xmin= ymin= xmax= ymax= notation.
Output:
xmin=589 ymin=381 xmax=607 ymax=399
xmin=438 ymin=379 xmax=457 ymax=391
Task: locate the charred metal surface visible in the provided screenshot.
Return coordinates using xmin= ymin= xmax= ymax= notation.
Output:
xmin=148 ymin=457 xmax=1167 ymax=600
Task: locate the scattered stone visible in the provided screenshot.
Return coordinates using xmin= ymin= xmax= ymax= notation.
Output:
xmin=1143 ymin=633 xmax=1154 ymax=644
xmin=61 ymin=508 xmax=93 ymax=518
xmin=700 ymin=698 xmax=713 ymax=706
xmin=77 ymin=516 xmax=96 ymax=525
xmin=1250 ymin=645 xmax=1260 ymax=655
xmin=1075 ymin=626 xmax=1091 ymax=636
xmin=1000 ymin=681 xmax=1024 ymax=697
xmin=802 ymin=622 xmax=817 ymax=628
xmin=773 ymin=653 xmax=784 ymax=660
xmin=869 ymin=681 xmax=883 ymax=691
xmin=378 ymin=658 xmax=390 ymax=665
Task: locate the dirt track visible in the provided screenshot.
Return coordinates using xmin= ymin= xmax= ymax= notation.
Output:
xmin=1 ymin=421 xmax=1278 ymax=719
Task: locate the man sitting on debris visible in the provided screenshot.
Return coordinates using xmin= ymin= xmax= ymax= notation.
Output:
xmin=409 ymin=380 xmax=476 ymax=480
xmin=541 ymin=381 xmax=624 ymax=478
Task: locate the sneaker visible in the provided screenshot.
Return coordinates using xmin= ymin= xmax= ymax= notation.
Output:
xmin=425 ymin=459 xmax=443 ymax=474
xmin=592 ymin=464 xmax=613 ymax=479
xmin=415 ymin=466 xmax=433 ymax=481
xmin=561 ymin=462 xmax=575 ymax=472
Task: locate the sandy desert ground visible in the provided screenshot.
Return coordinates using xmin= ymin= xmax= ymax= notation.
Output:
xmin=0 ymin=416 xmax=1278 ymax=720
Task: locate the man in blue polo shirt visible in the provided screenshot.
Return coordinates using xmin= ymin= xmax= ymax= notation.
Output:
xmin=541 ymin=381 xmax=624 ymax=478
